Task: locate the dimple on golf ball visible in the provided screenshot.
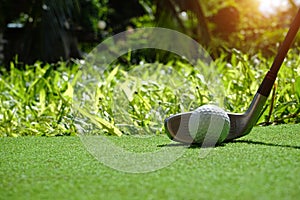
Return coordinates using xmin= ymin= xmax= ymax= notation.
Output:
xmin=188 ymin=105 xmax=230 ymax=146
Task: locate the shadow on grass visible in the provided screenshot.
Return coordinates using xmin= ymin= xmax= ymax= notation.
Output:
xmin=157 ymin=143 xmax=226 ymax=149
xmin=231 ymin=140 xmax=300 ymax=149
xmin=158 ymin=140 xmax=300 ymax=149
xmin=157 ymin=143 xmax=190 ymax=148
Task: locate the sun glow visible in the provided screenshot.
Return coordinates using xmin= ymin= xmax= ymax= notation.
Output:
xmin=258 ymin=0 xmax=289 ymax=15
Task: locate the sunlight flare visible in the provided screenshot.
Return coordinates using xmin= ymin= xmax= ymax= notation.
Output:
xmin=258 ymin=0 xmax=289 ymax=15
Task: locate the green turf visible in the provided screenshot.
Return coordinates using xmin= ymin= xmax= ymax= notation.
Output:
xmin=1 ymin=124 xmax=300 ymax=200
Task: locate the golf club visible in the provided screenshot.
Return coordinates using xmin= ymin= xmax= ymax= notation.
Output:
xmin=165 ymin=8 xmax=300 ymax=144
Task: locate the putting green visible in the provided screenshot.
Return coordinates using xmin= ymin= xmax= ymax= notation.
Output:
xmin=1 ymin=124 xmax=299 ymax=200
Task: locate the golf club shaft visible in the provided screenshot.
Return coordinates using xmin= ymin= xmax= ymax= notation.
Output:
xmin=258 ymin=8 xmax=300 ymax=97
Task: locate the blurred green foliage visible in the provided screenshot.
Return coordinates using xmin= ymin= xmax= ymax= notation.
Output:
xmin=0 ymin=49 xmax=299 ymax=137
xmin=0 ymin=0 xmax=299 ymax=65
xmin=0 ymin=62 xmax=78 ymax=136
xmin=0 ymin=1 xmax=299 ymax=137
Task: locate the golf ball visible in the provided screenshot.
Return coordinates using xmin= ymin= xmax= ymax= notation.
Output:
xmin=188 ymin=105 xmax=230 ymax=146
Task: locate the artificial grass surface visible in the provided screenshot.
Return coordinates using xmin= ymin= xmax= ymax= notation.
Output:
xmin=1 ymin=124 xmax=300 ymax=200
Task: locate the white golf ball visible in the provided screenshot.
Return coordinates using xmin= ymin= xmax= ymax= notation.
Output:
xmin=188 ymin=105 xmax=230 ymax=146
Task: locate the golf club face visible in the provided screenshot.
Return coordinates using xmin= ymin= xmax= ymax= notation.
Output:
xmin=165 ymin=112 xmax=193 ymax=143
xmin=165 ymin=93 xmax=267 ymax=144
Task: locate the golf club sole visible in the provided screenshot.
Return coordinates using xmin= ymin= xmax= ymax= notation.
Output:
xmin=165 ymin=8 xmax=300 ymax=144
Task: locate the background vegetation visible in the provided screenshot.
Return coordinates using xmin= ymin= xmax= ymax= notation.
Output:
xmin=0 ymin=0 xmax=299 ymax=137
xmin=0 ymin=49 xmax=299 ymax=137
xmin=1 ymin=0 xmax=300 ymax=63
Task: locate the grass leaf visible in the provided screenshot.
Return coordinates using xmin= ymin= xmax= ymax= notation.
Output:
xmin=295 ymin=76 xmax=300 ymax=101
xmin=75 ymin=106 xmax=122 ymax=137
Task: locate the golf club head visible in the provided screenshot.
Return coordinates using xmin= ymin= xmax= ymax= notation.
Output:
xmin=165 ymin=93 xmax=267 ymax=144
xmin=165 ymin=8 xmax=300 ymax=144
